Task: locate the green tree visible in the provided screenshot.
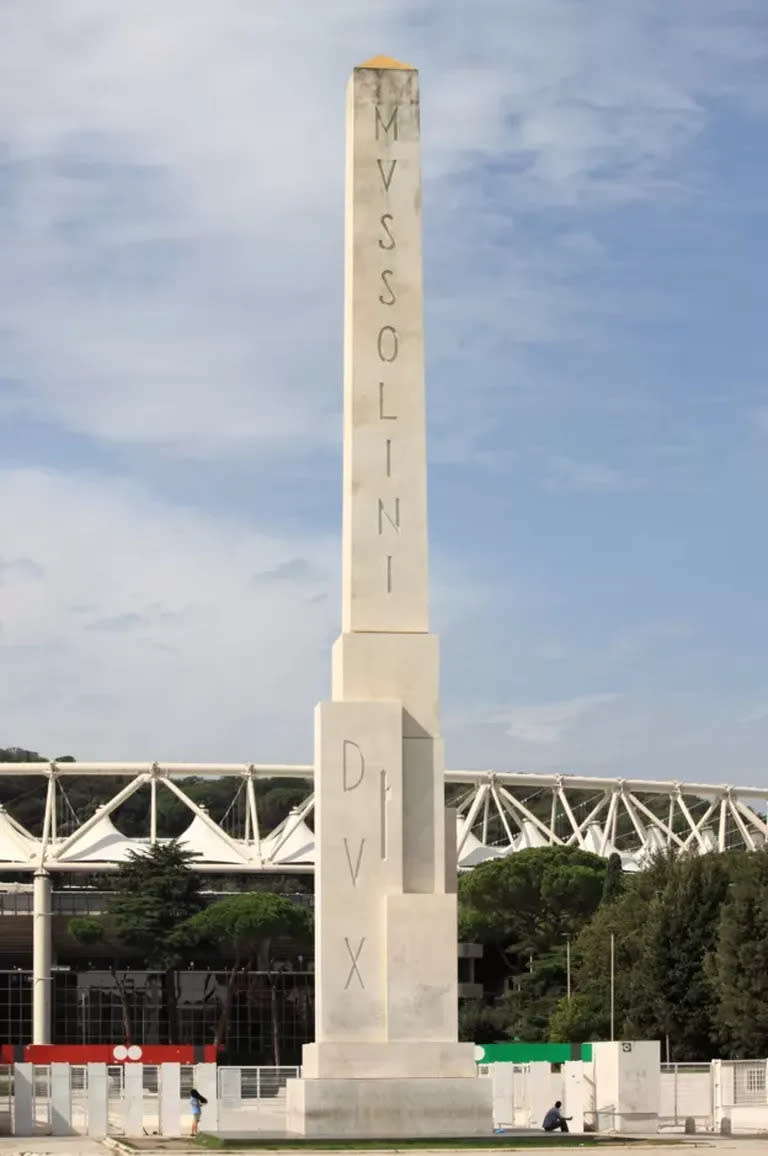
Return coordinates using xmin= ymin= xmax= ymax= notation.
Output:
xmin=710 ymin=850 xmax=768 ymax=1056
xmin=458 ymin=999 xmax=507 ymax=1044
xmin=459 ymin=846 xmax=608 ymax=1040
xmin=179 ymin=891 xmax=312 ymax=1061
xmin=70 ymin=841 xmax=204 ymax=1043
xmin=460 ymin=846 xmax=608 ymax=951
xmin=601 ymin=853 xmax=624 ymax=904
xmin=567 ymin=851 xmax=725 ymax=1048
xmin=567 ymin=865 xmax=661 ymax=1041
xmin=548 ymin=993 xmax=606 ymax=1042
xmin=629 ymin=853 xmax=730 ymax=1059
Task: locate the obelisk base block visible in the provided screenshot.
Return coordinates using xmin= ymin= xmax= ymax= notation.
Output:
xmin=300 ymin=1040 xmax=477 ymax=1079
xmin=286 ymin=1075 xmax=492 ymax=1137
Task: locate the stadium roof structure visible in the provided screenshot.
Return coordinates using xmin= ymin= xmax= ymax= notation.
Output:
xmin=0 ymin=761 xmax=765 ymax=874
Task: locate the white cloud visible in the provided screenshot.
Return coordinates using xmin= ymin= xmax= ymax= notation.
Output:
xmin=443 ymin=691 xmax=768 ymax=786
xmin=498 ymin=693 xmax=619 ymax=745
xmin=0 ymin=465 xmax=483 ymax=761
xmin=0 ymin=466 xmax=338 ymax=759
xmin=0 ymin=1 xmax=765 ymax=458
xmin=1 ymin=2 xmax=767 ymax=778
xmin=543 ymin=456 xmax=633 ymax=493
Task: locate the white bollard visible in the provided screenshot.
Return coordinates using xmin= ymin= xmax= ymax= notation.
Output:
xmin=12 ymin=1063 xmax=34 ymax=1136
xmin=50 ymin=1062 xmax=72 ymax=1135
xmin=87 ymin=1063 xmax=108 ymax=1137
xmin=123 ymin=1063 xmax=144 ymax=1137
xmin=159 ymin=1062 xmax=181 ymax=1137
xmin=194 ymin=1063 xmax=219 ymax=1134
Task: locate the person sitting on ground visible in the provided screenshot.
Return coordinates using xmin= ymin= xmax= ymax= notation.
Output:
xmin=189 ymin=1087 xmax=208 ymax=1136
xmin=542 ymin=1100 xmax=572 ymax=1133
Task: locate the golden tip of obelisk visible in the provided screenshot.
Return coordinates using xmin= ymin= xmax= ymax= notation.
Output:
xmin=357 ymin=54 xmax=415 ymax=71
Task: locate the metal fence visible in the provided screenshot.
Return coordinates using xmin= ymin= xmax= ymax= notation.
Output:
xmin=0 ymin=1065 xmax=11 ymax=1134
xmin=659 ymin=1063 xmax=712 ymax=1130
xmin=733 ymin=1061 xmax=767 ymax=1105
xmin=218 ymin=1065 xmax=300 ymax=1132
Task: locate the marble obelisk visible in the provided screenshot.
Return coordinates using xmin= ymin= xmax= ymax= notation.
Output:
xmin=286 ymin=57 xmax=492 ymax=1137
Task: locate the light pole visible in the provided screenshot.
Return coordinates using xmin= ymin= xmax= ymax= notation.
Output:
xmin=564 ymin=934 xmax=571 ymax=1001
xmin=609 ymin=932 xmax=615 ymax=1042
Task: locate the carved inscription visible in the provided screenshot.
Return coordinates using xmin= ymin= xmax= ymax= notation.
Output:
xmin=377 ymin=158 xmax=397 ymax=192
xmin=342 ymin=739 xmax=365 ymax=791
xmin=344 ymin=936 xmax=366 ymax=989
xmin=378 ymin=497 xmax=400 ymax=534
xmin=343 ymin=837 xmax=365 ymax=886
xmin=378 ymin=214 xmax=395 ymax=250
xmin=380 ymin=769 xmax=391 ymax=859
xmin=372 ymin=99 xmax=409 ymax=597
xmin=377 ymin=325 xmax=398 ymax=362
xmin=375 ymin=106 xmax=398 ymax=141
xmin=379 ymin=382 xmax=397 ymax=420
xmin=378 ymin=270 xmax=396 ymax=306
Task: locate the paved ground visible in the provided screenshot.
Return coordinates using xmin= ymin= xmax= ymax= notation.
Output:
xmin=0 ymin=1139 xmax=107 ymax=1156
xmin=1 ymin=1136 xmax=768 ymax=1156
xmin=117 ymin=1140 xmax=754 ymax=1155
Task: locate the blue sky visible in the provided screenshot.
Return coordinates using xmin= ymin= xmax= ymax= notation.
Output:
xmin=1 ymin=1 xmax=768 ymax=783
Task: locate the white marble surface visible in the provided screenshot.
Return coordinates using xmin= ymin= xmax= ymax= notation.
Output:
xmin=287 ymin=1076 xmax=493 ymax=1137
xmin=289 ymin=57 xmax=492 ymax=1138
xmin=341 ymin=61 xmax=429 ymax=635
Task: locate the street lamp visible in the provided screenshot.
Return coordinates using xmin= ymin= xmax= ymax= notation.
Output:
xmin=610 ymin=933 xmax=615 ymax=1042
xmin=563 ymin=934 xmax=572 ymax=1001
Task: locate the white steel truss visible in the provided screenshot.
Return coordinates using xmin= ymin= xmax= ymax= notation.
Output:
xmin=0 ymin=762 xmax=766 ymax=874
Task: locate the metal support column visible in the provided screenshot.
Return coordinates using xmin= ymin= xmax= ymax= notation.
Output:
xmin=32 ymin=869 xmax=52 ymax=1044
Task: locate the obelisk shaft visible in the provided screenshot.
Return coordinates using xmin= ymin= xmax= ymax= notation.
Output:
xmin=341 ymin=62 xmax=429 ymax=635
xmin=287 ymin=58 xmax=492 ymax=1136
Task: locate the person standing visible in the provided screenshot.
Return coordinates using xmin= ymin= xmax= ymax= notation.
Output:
xmin=189 ymin=1087 xmax=207 ymax=1136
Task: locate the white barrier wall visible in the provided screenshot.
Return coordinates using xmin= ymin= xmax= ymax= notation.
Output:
xmin=659 ymin=1064 xmax=712 ymax=1129
xmin=563 ymin=1060 xmax=585 ymax=1132
xmin=587 ymin=1041 xmax=660 ymax=1133
xmin=123 ymin=1062 xmax=144 ymax=1136
xmin=87 ymin=1063 xmax=108 ymax=1137
xmin=7 ymin=1060 xmax=303 ymax=1138
xmin=485 ymin=1061 xmax=585 ymax=1131
xmin=528 ymin=1062 xmax=556 ymax=1127
xmin=50 ymin=1062 xmax=71 ymax=1135
xmin=195 ymin=1062 xmax=219 ymax=1134
xmin=489 ymin=1064 xmax=515 ymax=1128
xmin=12 ymin=1063 xmax=34 ymax=1136
xmin=159 ymin=1062 xmax=181 ymax=1137
xmin=713 ymin=1059 xmax=768 ymax=1133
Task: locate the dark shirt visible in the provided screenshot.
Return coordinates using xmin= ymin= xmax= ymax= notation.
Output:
xmin=542 ymin=1107 xmax=563 ymax=1129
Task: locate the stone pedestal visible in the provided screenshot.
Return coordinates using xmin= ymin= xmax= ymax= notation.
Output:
xmin=287 ymin=1077 xmax=491 ymax=1138
xmin=286 ymin=54 xmax=492 ymax=1138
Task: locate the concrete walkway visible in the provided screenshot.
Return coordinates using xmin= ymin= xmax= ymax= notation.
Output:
xmin=2 ymin=1135 xmax=768 ymax=1156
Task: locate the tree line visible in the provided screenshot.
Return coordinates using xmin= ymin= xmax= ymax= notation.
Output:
xmin=459 ymin=844 xmax=768 ymax=1060
xmin=68 ymin=837 xmax=768 ymax=1063
xmin=68 ymin=843 xmax=313 ymax=1063
xmin=7 ymin=746 xmax=767 ymax=1059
